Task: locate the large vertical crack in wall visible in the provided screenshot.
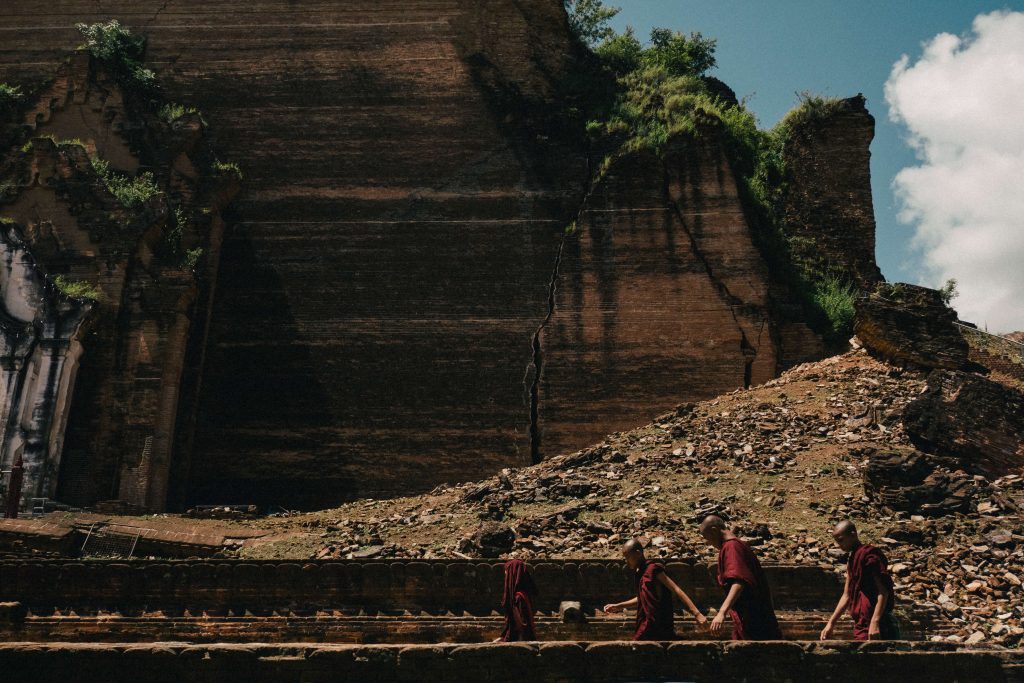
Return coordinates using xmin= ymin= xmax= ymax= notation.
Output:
xmin=660 ymin=153 xmax=766 ymax=383
xmin=527 ymin=229 xmax=568 ymax=465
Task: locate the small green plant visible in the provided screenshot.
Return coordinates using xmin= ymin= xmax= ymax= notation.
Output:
xmin=91 ymin=154 xmax=160 ymax=209
xmin=21 ymin=135 xmax=87 ymax=152
xmin=89 ymin=155 xmax=109 ymax=176
xmin=158 ymin=102 xmax=202 ymax=124
xmin=161 ymin=206 xmax=204 ymax=270
xmin=108 ymin=171 xmax=159 ymax=208
xmin=164 ymin=205 xmax=186 ymax=254
xmin=52 ymin=275 xmax=101 ymax=301
xmin=211 ymin=159 xmax=242 ymax=179
xmin=939 ymin=278 xmax=959 ymax=305
xmin=812 ymin=275 xmax=857 ymax=340
xmin=76 ymin=21 xmax=157 ymax=96
xmin=565 ymin=0 xmax=621 ymax=47
xmin=185 ymin=247 xmax=203 ymax=270
xmin=0 ymin=83 xmax=24 ymax=114
xmin=780 ymin=92 xmax=845 ymax=130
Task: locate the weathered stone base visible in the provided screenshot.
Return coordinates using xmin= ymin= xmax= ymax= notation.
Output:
xmin=0 ymin=641 xmax=1018 ymax=683
xmin=0 ymin=612 xmax=882 ymax=644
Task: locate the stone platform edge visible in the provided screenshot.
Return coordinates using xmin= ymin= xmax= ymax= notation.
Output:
xmin=0 ymin=640 xmax=1018 ymax=683
xmin=0 ymin=559 xmax=841 ymax=614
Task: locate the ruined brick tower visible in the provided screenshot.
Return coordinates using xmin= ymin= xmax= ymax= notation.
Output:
xmin=0 ymin=1 xmax=882 ymax=511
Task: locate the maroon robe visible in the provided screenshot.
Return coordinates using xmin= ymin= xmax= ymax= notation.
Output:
xmin=634 ymin=560 xmax=676 ymax=640
xmin=717 ymin=538 xmax=783 ymax=640
xmin=500 ymin=559 xmax=537 ymax=641
xmin=847 ymin=543 xmax=899 ymax=640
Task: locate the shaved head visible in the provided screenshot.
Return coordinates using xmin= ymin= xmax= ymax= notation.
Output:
xmin=622 ymin=538 xmax=645 ymax=569
xmin=698 ymin=515 xmax=730 ymax=549
xmin=831 ymin=520 xmax=861 ymax=552
xmin=833 ymin=521 xmax=857 ymax=537
xmin=699 ymin=515 xmax=727 ymax=534
xmin=623 ymin=539 xmax=644 ymax=555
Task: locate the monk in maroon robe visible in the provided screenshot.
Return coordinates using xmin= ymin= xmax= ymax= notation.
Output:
xmin=821 ymin=521 xmax=899 ymax=641
xmin=499 ymin=559 xmax=538 ymax=641
xmin=699 ymin=515 xmax=783 ymax=640
xmin=603 ymin=539 xmax=707 ymax=640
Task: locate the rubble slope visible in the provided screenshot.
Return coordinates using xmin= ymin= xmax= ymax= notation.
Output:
xmin=230 ymin=349 xmax=1024 ymax=647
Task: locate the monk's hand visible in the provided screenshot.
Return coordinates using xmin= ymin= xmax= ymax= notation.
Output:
xmin=603 ymin=603 xmax=620 ymax=614
xmin=710 ymin=612 xmax=726 ymax=635
xmin=868 ymin=619 xmax=882 ymax=640
xmin=820 ymin=622 xmax=834 ymax=641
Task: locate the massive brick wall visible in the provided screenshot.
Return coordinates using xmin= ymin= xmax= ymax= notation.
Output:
xmin=537 ymin=136 xmax=777 ymax=458
xmin=0 ymin=4 xmax=877 ymax=510
xmin=0 ymin=1 xmax=587 ymax=508
xmin=782 ymin=95 xmax=884 ymax=290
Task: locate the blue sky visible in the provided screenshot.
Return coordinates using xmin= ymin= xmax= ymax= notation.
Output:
xmin=610 ymin=1 xmax=1023 ymax=326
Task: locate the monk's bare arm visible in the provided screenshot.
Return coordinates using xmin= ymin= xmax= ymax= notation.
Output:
xmin=710 ymin=582 xmax=744 ymax=634
xmin=657 ymin=572 xmax=707 ymax=624
xmin=868 ymin=572 xmax=893 ymax=639
xmin=821 ymin=573 xmax=851 ymax=640
xmin=719 ymin=582 xmax=744 ymax=613
xmin=603 ymin=597 xmax=638 ymax=613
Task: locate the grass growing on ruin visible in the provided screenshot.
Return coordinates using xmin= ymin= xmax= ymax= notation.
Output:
xmin=564 ymin=0 xmax=860 ymax=342
xmin=90 ymin=156 xmax=161 ymax=209
xmin=812 ymin=276 xmax=858 ymax=338
xmin=212 ymin=159 xmax=243 ymax=179
xmin=0 ymin=83 xmax=23 ymax=115
xmin=781 ymin=93 xmax=847 ymax=130
xmin=20 ymin=135 xmax=89 ymax=152
xmin=158 ymin=102 xmax=203 ymax=124
xmin=77 ymin=20 xmax=157 ymax=97
xmin=52 ymin=275 xmax=101 ymax=300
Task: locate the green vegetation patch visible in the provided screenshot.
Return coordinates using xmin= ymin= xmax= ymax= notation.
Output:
xmin=564 ymin=0 xmax=860 ymax=342
xmin=812 ymin=276 xmax=858 ymax=339
xmin=90 ymin=155 xmax=160 ymax=209
xmin=52 ymin=275 xmax=101 ymax=301
xmin=77 ymin=20 xmax=157 ymax=97
xmin=0 ymin=83 xmax=24 ymax=115
xmin=211 ymin=159 xmax=243 ymax=179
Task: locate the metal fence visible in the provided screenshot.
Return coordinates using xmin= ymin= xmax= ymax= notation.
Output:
xmin=79 ymin=523 xmax=147 ymax=559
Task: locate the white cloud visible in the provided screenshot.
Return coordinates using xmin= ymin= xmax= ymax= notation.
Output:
xmin=885 ymin=10 xmax=1024 ymax=333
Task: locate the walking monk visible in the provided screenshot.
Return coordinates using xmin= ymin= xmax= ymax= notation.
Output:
xmin=603 ymin=539 xmax=707 ymax=640
xmin=498 ymin=559 xmax=538 ymax=641
xmin=820 ymin=520 xmax=899 ymax=641
xmin=699 ymin=515 xmax=783 ymax=640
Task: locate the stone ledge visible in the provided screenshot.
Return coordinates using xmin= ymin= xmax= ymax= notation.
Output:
xmin=0 ymin=612 xmax=877 ymax=644
xmin=0 ymin=641 xmax=1016 ymax=683
xmin=0 ymin=559 xmax=843 ymax=615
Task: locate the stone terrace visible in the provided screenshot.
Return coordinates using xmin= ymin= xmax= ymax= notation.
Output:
xmin=0 ymin=559 xmax=1017 ymax=680
xmin=3 ymin=641 xmax=1022 ymax=683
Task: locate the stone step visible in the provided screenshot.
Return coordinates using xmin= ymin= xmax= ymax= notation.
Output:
xmin=0 ymin=558 xmax=953 ymax=640
xmin=0 ymin=641 xmax=1018 ymax=683
xmin=0 ymin=610 xmax=940 ymax=644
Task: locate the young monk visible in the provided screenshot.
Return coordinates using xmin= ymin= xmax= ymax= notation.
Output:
xmin=699 ymin=515 xmax=783 ymax=640
xmin=820 ymin=520 xmax=899 ymax=641
xmin=498 ymin=559 xmax=538 ymax=641
xmin=603 ymin=539 xmax=707 ymax=640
